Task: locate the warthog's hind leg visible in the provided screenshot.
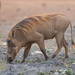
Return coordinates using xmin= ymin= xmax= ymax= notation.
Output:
xmin=63 ymin=38 xmax=69 ymax=58
xmin=52 ymin=32 xmax=63 ymax=58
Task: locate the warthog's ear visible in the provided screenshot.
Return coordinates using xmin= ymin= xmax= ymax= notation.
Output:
xmin=11 ymin=30 xmax=15 ymax=38
xmin=9 ymin=30 xmax=15 ymax=38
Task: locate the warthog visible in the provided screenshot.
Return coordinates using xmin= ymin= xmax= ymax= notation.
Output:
xmin=7 ymin=13 xmax=74 ymax=63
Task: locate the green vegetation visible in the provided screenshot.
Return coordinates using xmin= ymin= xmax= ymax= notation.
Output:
xmin=72 ymin=48 xmax=75 ymax=51
xmin=68 ymin=60 xmax=75 ymax=64
xmin=68 ymin=47 xmax=70 ymax=51
xmin=46 ymin=48 xmax=51 ymax=53
xmin=55 ymin=68 xmax=73 ymax=75
xmin=37 ymin=71 xmax=51 ymax=75
xmin=58 ymin=56 xmax=63 ymax=59
xmin=19 ymin=70 xmax=26 ymax=75
xmin=48 ymin=71 xmax=51 ymax=75
xmin=0 ymin=34 xmax=2 ymax=38
xmin=57 ymin=69 xmax=62 ymax=75
xmin=0 ymin=61 xmax=5 ymax=72
xmin=17 ymin=60 xmax=21 ymax=63
xmin=29 ymin=60 xmax=33 ymax=63
xmin=41 ymin=59 xmax=45 ymax=64
xmin=65 ymin=68 xmax=73 ymax=75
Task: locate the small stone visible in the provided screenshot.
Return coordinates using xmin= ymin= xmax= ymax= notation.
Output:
xmin=54 ymin=72 xmax=59 ymax=75
xmin=3 ymin=42 xmax=7 ymax=46
xmin=3 ymin=52 xmax=6 ymax=55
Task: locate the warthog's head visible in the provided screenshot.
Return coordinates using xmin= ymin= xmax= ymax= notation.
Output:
xmin=7 ymin=29 xmax=25 ymax=63
xmin=7 ymin=38 xmax=18 ymax=63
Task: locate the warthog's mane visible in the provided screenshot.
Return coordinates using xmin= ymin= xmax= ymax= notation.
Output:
xmin=11 ymin=13 xmax=65 ymax=32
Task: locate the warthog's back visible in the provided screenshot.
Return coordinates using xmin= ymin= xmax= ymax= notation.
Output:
xmin=11 ymin=13 xmax=69 ymax=39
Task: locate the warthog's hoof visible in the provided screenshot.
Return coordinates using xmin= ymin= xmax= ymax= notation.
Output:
xmin=45 ymin=56 xmax=49 ymax=61
xmin=65 ymin=55 xmax=69 ymax=58
xmin=52 ymin=55 xmax=56 ymax=58
xmin=21 ymin=59 xmax=25 ymax=63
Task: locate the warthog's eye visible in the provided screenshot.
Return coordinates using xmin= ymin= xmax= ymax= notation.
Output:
xmin=7 ymin=40 xmax=16 ymax=47
xmin=7 ymin=40 xmax=11 ymax=45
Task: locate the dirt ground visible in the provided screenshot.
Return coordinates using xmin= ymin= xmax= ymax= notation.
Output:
xmin=0 ymin=0 xmax=75 ymax=75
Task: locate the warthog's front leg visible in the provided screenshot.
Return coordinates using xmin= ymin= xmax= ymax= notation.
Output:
xmin=21 ymin=44 xmax=32 ymax=63
xmin=36 ymin=33 xmax=49 ymax=60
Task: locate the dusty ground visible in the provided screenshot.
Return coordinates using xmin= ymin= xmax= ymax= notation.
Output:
xmin=0 ymin=0 xmax=75 ymax=75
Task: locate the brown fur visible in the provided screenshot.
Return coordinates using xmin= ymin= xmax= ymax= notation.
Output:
xmin=7 ymin=13 xmax=74 ymax=63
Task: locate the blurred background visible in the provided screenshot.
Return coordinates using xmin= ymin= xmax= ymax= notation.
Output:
xmin=0 ymin=0 xmax=75 ymax=42
xmin=0 ymin=1 xmax=75 ymax=75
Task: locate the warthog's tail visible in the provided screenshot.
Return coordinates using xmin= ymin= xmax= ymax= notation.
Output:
xmin=69 ymin=21 xmax=75 ymax=48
